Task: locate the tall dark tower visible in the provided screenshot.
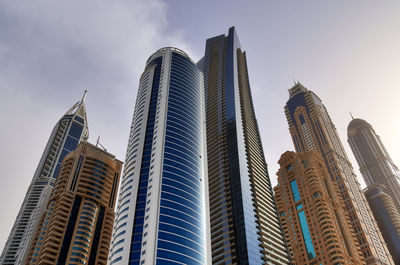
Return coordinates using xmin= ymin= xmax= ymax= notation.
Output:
xmin=348 ymin=118 xmax=400 ymax=263
xmin=347 ymin=118 xmax=400 ymax=212
xmin=0 ymin=92 xmax=89 ymax=265
xmin=200 ymin=27 xmax=290 ymax=265
xmin=284 ymin=82 xmax=393 ymax=265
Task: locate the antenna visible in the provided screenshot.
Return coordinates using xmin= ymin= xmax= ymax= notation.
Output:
xmin=81 ymin=90 xmax=88 ymax=103
xmin=350 ymin=112 xmax=354 ymax=120
xmin=96 ymin=136 xmax=107 ymax=152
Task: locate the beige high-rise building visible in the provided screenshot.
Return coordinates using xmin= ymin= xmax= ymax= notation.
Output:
xmin=25 ymin=141 xmax=122 ymax=265
xmin=274 ymin=151 xmax=364 ymax=265
xmin=284 ymin=82 xmax=393 ymax=264
xmin=0 ymin=92 xmax=89 ymax=265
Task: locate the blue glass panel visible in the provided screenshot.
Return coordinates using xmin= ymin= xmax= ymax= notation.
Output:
xmin=160 ymin=207 xmax=200 ymax=227
xmin=290 ymin=180 xmax=301 ymax=202
xmin=158 ymin=223 xmax=202 ymax=246
xmin=158 ymin=231 xmax=203 ymax=254
xmin=74 ymin=116 xmax=84 ymax=124
xmin=296 ymin=204 xmax=303 ymax=210
xmin=299 ymin=114 xmax=306 ymax=125
xmin=52 ymin=162 xmax=62 ymax=179
xmin=162 ymin=177 xmax=200 ymax=198
xmin=164 ymin=147 xmax=199 ymax=167
xmin=157 ymin=249 xmax=202 ymax=265
xmin=159 ymin=215 xmax=201 ymax=236
xmin=129 ymin=56 xmax=162 ymax=264
xmin=69 ymin=122 xmax=84 ymax=139
xmin=163 ymin=164 xmax=199 ymax=184
xmin=64 ymin=136 xmax=79 ymax=152
xmin=298 ymin=210 xmax=316 ymax=259
xmin=161 ymin=185 xmax=201 ymax=207
xmin=162 ymin=171 xmax=200 ymax=191
xmin=157 ymin=242 xmax=203 ymax=264
xmin=156 ymin=52 xmax=205 ymax=264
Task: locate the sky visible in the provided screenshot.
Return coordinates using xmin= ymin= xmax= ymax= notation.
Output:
xmin=0 ymin=0 xmax=399 ymax=251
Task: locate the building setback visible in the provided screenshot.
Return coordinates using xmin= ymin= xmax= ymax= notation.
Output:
xmin=25 ymin=141 xmax=122 ymax=265
xmin=0 ymin=92 xmax=89 ymax=265
xmin=284 ymin=82 xmax=393 ymax=264
xmin=108 ymin=47 xmax=210 ymax=265
xmin=274 ymin=151 xmax=364 ymax=265
xmin=363 ymin=185 xmax=400 ymax=265
xmin=347 ymin=118 xmax=400 ymax=213
xmin=199 ymin=27 xmax=290 ymax=264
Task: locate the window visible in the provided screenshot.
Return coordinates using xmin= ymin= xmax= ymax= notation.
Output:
xmin=290 ymin=180 xmax=301 ymax=202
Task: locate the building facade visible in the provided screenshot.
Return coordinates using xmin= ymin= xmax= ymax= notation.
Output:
xmin=284 ymin=82 xmax=393 ymax=264
xmin=274 ymin=151 xmax=364 ymax=265
xmin=347 ymin=118 xmax=400 ymax=212
xmin=108 ymin=47 xmax=210 ymax=265
xmin=25 ymin=141 xmax=122 ymax=264
xmin=364 ymin=185 xmax=400 ymax=265
xmin=0 ymin=92 xmax=89 ymax=265
xmin=200 ymin=27 xmax=290 ymax=264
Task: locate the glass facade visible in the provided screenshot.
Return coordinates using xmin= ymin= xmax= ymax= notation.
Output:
xmin=297 ymin=210 xmax=316 ymax=260
xmin=129 ymin=56 xmax=162 ymax=263
xmin=109 ymin=48 xmax=208 ymax=265
xmin=202 ymin=27 xmax=290 ymax=265
xmin=289 ymin=178 xmax=316 ymax=259
xmin=1 ymin=94 xmax=88 ymax=265
xmin=290 ymin=180 xmax=301 ymax=202
xmin=156 ymin=52 xmax=205 ymax=264
xmin=53 ymin=119 xmax=84 ymax=179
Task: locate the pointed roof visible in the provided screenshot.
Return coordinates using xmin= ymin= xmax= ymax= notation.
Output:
xmin=64 ymin=90 xmax=89 ymax=140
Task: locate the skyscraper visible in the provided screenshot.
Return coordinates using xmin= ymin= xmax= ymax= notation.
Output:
xmin=274 ymin=151 xmax=364 ymax=264
xmin=108 ymin=47 xmax=210 ymax=265
xmin=0 ymin=92 xmax=89 ymax=265
xmin=364 ymin=185 xmax=400 ymax=265
xmin=200 ymin=27 xmax=290 ymax=264
xmin=347 ymin=118 xmax=400 ymax=212
xmin=284 ymin=82 xmax=393 ymax=264
xmin=25 ymin=141 xmax=122 ymax=265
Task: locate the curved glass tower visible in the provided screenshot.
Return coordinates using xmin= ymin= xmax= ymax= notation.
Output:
xmin=108 ymin=48 xmax=210 ymax=265
xmin=0 ymin=92 xmax=88 ymax=265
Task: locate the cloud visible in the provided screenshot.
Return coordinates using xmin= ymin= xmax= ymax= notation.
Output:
xmin=0 ymin=0 xmax=195 ymax=251
xmin=0 ymin=0 xmax=193 ymax=97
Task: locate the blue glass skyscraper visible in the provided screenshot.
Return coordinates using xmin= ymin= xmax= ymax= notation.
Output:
xmin=199 ymin=27 xmax=290 ymax=264
xmin=0 ymin=92 xmax=89 ymax=265
xmin=108 ymin=48 xmax=210 ymax=265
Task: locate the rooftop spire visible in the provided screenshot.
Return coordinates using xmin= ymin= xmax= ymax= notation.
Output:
xmin=81 ymin=90 xmax=87 ymax=104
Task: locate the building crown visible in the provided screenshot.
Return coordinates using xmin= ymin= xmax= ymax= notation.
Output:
xmin=288 ymin=81 xmax=308 ymax=98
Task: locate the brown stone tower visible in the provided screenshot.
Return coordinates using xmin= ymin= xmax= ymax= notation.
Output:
xmin=284 ymin=82 xmax=393 ymax=264
xmin=26 ymin=141 xmax=122 ymax=265
xmin=274 ymin=151 xmax=364 ymax=265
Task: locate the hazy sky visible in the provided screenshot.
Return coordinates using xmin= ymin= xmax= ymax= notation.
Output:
xmin=1 ymin=0 xmax=399 ymax=250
